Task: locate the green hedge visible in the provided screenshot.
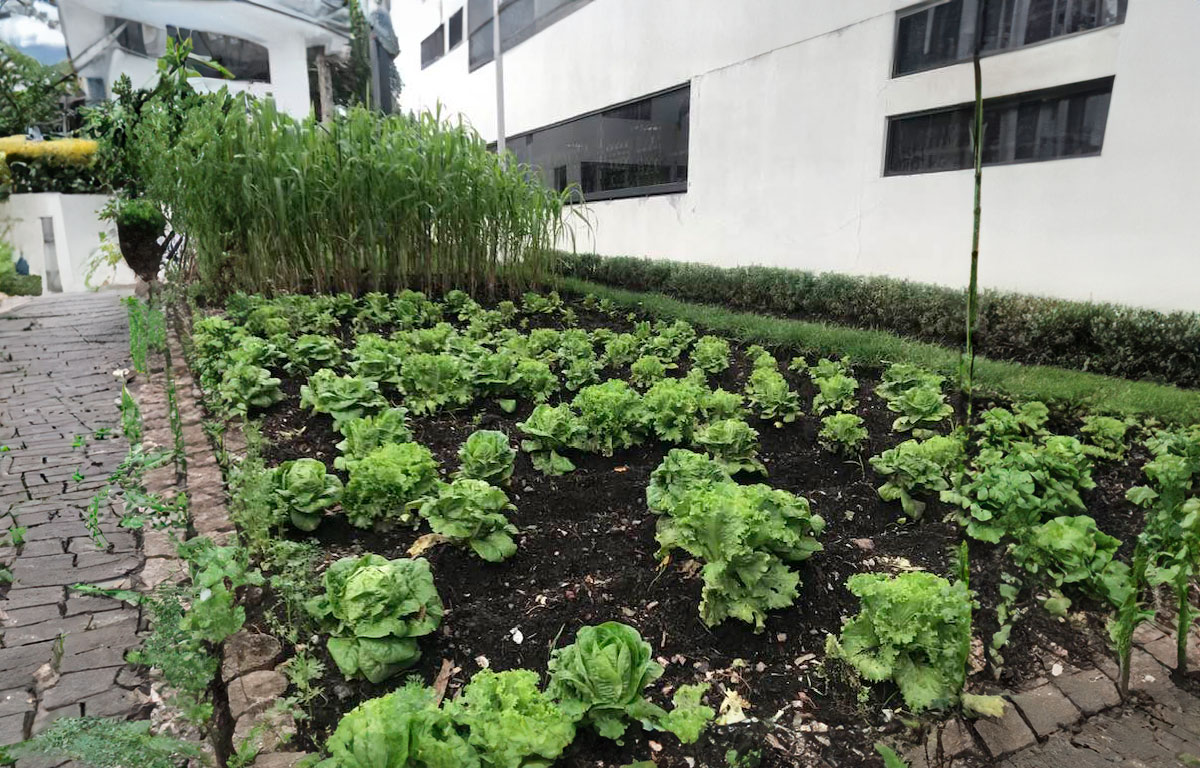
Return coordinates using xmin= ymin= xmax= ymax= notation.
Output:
xmin=560 ymin=253 xmax=1200 ymax=390
xmin=563 ymin=278 xmax=1200 ymax=425
xmin=0 ymin=273 xmax=42 ymax=296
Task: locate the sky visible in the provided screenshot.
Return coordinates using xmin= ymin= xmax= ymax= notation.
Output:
xmin=0 ymin=1 xmax=67 ymax=64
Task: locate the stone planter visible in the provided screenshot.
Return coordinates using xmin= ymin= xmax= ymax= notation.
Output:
xmin=117 ymin=217 xmax=165 ymax=282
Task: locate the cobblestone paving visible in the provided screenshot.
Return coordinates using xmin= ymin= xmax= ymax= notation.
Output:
xmin=0 ymin=292 xmax=147 ymax=748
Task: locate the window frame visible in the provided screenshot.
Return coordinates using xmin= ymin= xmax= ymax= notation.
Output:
xmin=882 ymin=75 xmax=1116 ymax=176
xmin=421 ymin=23 xmax=446 ymax=68
xmin=891 ymin=0 xmax=1127 ymax=79
xmin=503 ymin=82 xmax=691 ymax=203
xmin=448 ymin=8 xmax=464 ymax=51
xmin=468 ymin=0 xmax=596 ymax=72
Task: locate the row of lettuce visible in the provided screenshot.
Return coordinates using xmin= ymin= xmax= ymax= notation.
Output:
xmin=181 ymin=289 xmax=1200 ymax=764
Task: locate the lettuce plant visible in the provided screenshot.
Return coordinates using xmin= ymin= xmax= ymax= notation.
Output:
xmin=347 ymin=333 xmax=406 ymax=384
xmin=562 ymin=357 xmax=600 ymax=392
xmin=526 ymin=329 xmax=562 ymax=360
xmin=191 ymin=315 xmax=238 ymax=389
xmin=689 ymin=335 xmax=731 ymax=375
xmin=473 ymin=350 xmax=520 ymax=392
xmin=699 ymin=387 xmax=744 ymax=421
xmin=807 ymin=356 xmax=850 ymax=380
xmin=656 ymin=481 xmax=824 ymax=629
xmin=693 ymin=418 xmax=765 ymax=475
xmin=546 ymin=622 xmax=663 ymax=741
xmin=456 ymin=430 xmax=517 ymax=485
xmin=629 ymin=355 xmax=669 ymax=388
xmin=602 ymin=333 xmax=641 ymax=368
xmin=828 ymin=571 xmax=971 ymax=712
xmin=300 ymin=369 xmax=387 ymax=428
xmin=646 ymin=449 xmax=732 ymax=515
xmin=334 ymin=408 xmax=413 ymax=471
xmin=746 ymin=345 xmax=778 ymax=370
xmin=644 ymin=320 xmax=696 ymax=362
xmin=306 ymin=555 xmax=443 ymax=683
xmin=287 ymin=333 xmax=343 ymax=376
xmin=744 ymin=368 xmax=801 ymax=424
xmin=342 ymin=443 xmax=440 ymax=529
xmin=515 ymin=358 xmax=558 ymax=403
xmin=819 ymin=413 xmax=869 ymax=457
xmin=448 ymin=670 xmax=576 ymax=768
xmin=399 ymin=353 xmax=473 ymax=415
xmin=811 ymin=373 xmax=858 ymax=415
xmin=1010 ymin=515 xmax=1129 ymax=612
xmin=273 ymin=458 xmax=342 ymax=531
xmin=518 ymin=404 xmax=584 ymax=475
xmin=228 ymin=332 xmax=285 ymax=371
xmin=869 ymin=435 xmax=964 ymax=519
xmin=876 ymin=363 xmax=944 ymax=403
xmin=572 ymin=380 xmax=645 ymax=456
xmin=974 ymin=403 xmax=1049 ymax=449
xmin=1080 ymin=415 xmax=1129 ymax=460
xmin=887 ymin=382 xmax=952 ymax=434
xmin=641 ymin=378 xmax=704 ymax=444
xmin=418 ymin=479 xmax=518 ymax=562
xmin=217 ymin=362 xmax=283 ymax=418
xmin=522 ymin=291 xmax=564 ymax=315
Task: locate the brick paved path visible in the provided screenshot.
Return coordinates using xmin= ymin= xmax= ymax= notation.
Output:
xmin=0 ymin=292 xmax=147 ymax=747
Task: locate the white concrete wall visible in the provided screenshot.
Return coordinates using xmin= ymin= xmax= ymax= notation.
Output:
xmin=1 ymin=193 xmax=136 ymax=293
xmin=395 ymin=0 xmax=1200 ymax=313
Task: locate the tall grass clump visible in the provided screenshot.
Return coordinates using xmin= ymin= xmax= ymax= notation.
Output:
xmin=146 ymin=97 xmax=575 ymax=297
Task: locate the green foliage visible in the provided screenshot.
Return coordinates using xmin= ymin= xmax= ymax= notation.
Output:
xmin=700 ymin=387 xmax=745 ymax=421
xmin=448 ymin=669 xmax=576 ymax=768
xmin=518 ymin=404 xmax=584 ymax=475
xmin=973 ymin=403 xmax=1049 ymax=449
xmin=811 ymin=372 xmax=858 ymax=415
xmin=3 ymin=717 xmax=202 ymax=768
xmin=418 ymin=479 xmax=518 ymax=562
xmin=603 ymin=333 xmax=641 ymax=368
xmin=629 ymin=355 xmax=669 ymax=388
xmin=178 ymin=537 xmax=263 ymax=644
xmin=693 ymin=418 xmax=765 ymax=475
xmin=126 ymin=587 xmax=219 ymax=724
xmin=335 ymin=408 xmax=413 ymax=471
xmin=306 ymin=555 xmax=443 ymax=683
xmin=690 ymin=335 xmax=731 ymax=374
xmin=875 ymin=743 xmax=911 ymax=768
xmin=655 ymin=478 xmax=824 ymax=629
xmin=274 ymin=458 xmax=342 ymax=531
xmin=546 ymin=622 xmax=663 ymax=741
xmin=818 ymin=413 xmax=869 ymax=457
xmin=877 ymin=363 xmax=945 ymax=403
xmin=870 ymin=435 xmax=964 ymax=519
xmin=887 ymin=380 xmax=952 ymax=434
xmin=641 ymin=378 xmax=705 ymax=444
xmin=829 ymin=571 xmax=971 ymax=712
xmin=457 ymin=430 xmax=517 ymax=486
xmin=645 ymin=320 xmax=696 ymax=362
xmin=396 ymin=353 xmax=473 ymax=415
xmin=301 ymin=369 xmax=387 ymax=428
xmin=572 ymin=380 xmax=645 ymax=456
xmin=218 ymin=362 xmax=283 ymax=418
xmin=515 ymin=358 xmax=558 ymax=403
xmin=1080 ymin=415 xmax=1129 ymax=460
xmin=645 ymin=449 xmax=732 ymax=516
xmin=285 ymin=333 xmax=343 ymax=376
xmin=1010 ymin=515 xmax=1129 ymax=611
xmin=657 ymin=684 xmax=715 ymax=744
xmin=342 ymin=443 xmax=440 ymax=530
xmin=0 ymin=43 xmax=78 ymax=136
xmin=744 ymin=368 xmax=801 ymax=424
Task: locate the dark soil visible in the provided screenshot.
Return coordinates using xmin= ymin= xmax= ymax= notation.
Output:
xmin=243 ymin=303 xmax=1152 ymax=768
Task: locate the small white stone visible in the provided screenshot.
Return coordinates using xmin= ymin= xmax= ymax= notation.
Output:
xmin=1051 ymin=663 xmax=1064 ymax=677
xmin=510 ymin=627 xmax=524 ymax=645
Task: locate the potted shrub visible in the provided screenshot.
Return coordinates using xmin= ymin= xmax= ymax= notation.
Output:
xmin=104 ymin=197 xmax=166 ymax=282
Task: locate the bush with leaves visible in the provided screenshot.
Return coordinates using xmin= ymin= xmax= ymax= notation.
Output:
xmin=334 ymin=408 xmax=412 ymax=471
xmin=827 ymin=571 xmax=971 ymax=712
xmin=629 ymin=355 xmax=670 ymax=388
xmin=646 ymin=449 xmax=732 ymax=515
xmin=870 ymin=435 xmax=964 ymax=519
xmin=217 ymin=362 xmax=283 ymax=418
xmin=306 ymin=554 xmax=443 ymax=683
xmin=342 ymin=442 xmax=440 ymax=529
xmin=399 ymin=353 xmax=474 ymax=415
xmin=1010 ymin=515 xmax=1129 ymax=614
xmin=745 ymin=368 xmax=801 ymax=424
xmin=655 ymin=480 xmax=824 ymax=629
xmin=288 ymin=334 xmax=344 ymax=376
xmin=811 ymin=372 xmax=858 ymax=415
xmin=418 ymin=479 xmax=518 ymax=562
xmin=273 ymin=458 xmax=342 ymax=531
xmin=886 ymin=380 xmax=952 ymax=434
xmin=819 ymin=413 xmax=869 ymax=457
xmin=300 ymin=369 xmax=387 ymax=429
xmin=641 ymin=378 xmax=705 ymax=444
xmin=573 ymin=380 xmax=645 ymax=456
xmin=1080 ymin=415 xmax=1129 ymax=461
xmin=177 ymin=537 xmax=263 ymax=644
xmin=456 ymin=430 xmax=517 ymax=486
xmin=447 ymin=670 xmax=576 ymax=768
xmin=518 ymin=404 xmax=585 ymax=476
xmin=689 ymin=335 xmax=731 ymax=375
xmin=693 ymin=418 xmax=765 ymax=475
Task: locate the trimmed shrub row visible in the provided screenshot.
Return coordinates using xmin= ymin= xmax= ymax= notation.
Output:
xmin=560 ymin=253 xmax=1200 ymax=390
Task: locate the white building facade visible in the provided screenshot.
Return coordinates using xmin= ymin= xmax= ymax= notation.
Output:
xmin=395 ymin=0 xmax=1200 ymax=313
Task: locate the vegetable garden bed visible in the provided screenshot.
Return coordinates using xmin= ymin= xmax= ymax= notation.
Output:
xmin=187 ymin=289 xmax=1198 ymax=768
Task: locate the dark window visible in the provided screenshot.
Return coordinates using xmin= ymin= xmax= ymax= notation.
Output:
xmin=448 ymin=9 xmax=464 ymax=49
xmin=421 ymin=25 xmax=445 ymax=68
xmin=108 ymin=17 xmax=147 ymax=55
xmin=884 ymin=77 xmax=1113 ymax=175
xmin=894 ymin=0 xmax=1126 ymax=77
xmin=167 ymin=27 xmax=270 ymax=81
xmin=469 ymin=0 xmax=589 ymax=70
xmin=506 ymin=85 xmax=690 ymax=201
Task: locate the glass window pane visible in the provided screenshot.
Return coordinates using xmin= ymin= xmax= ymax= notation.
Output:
xmin=894 ymin=0 xmax=965 ymax=75
xmin=469 ymin=21 xmax=493 ymax=68
xmin=421 ymin=25 xmax=445 ymax=68
xmin=448 ymin=9 xmax=464 ymax=49
xmin=468 ymin=0 xmax=492 ymax=34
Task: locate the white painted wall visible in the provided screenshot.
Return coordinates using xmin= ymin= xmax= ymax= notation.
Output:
xmin=395 ymin=0 xmax=1200 ymax=313
xmin=1 ymin=193 xmax=135 ymax=293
